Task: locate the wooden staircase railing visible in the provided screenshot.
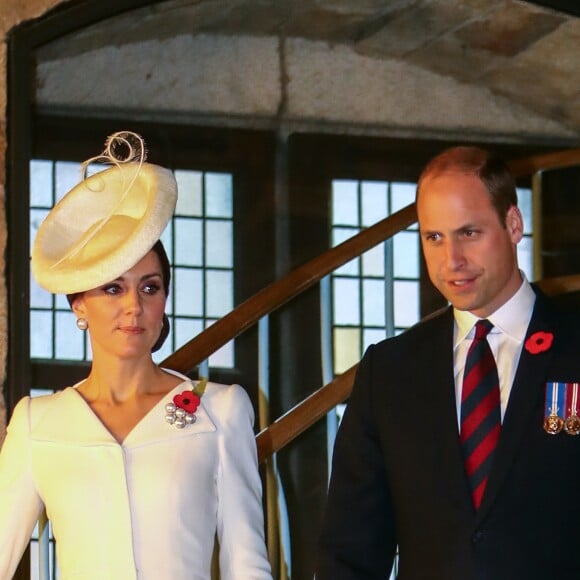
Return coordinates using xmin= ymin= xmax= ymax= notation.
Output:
xmin=161 ymin=203 xmax=417 ymax=371
xmin=161 ymin=147 xmax=580 ymax=464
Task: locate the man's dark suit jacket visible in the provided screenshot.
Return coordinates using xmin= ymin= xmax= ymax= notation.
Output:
xmin=317 ymin=290 xmax=580 ymax=580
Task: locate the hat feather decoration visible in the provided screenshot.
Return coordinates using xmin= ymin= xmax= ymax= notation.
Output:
xmin=31 ymin=131 xmax=178 ymax=295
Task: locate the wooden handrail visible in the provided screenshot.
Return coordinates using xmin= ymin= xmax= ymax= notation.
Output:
xmin=256 ymin=366 xmax=357 ymax=463
xmin=162 ymin=203 xmax=417 ymax=373
xmin=535 ymin=273 xmax=580 ymax=296
xmin=508 ymin=148 xmax=580 ymax=178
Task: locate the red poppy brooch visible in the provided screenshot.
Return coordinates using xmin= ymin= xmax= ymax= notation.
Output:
xmin=525 ymin=331 xmax=554 ymax=355
xmin=165 ymin=378 xmax=208 ymax=429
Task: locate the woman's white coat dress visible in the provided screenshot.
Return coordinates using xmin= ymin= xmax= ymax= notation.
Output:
xmin=0 ymin=370 xmax=272 ymax=580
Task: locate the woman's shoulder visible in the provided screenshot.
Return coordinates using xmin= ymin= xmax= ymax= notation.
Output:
xmin=7 ymin=388 xmax=76 ymax=433
xmin=13 ymin=388 xmax=75 ymax=410
xmin=201 ymin=381 xmax=255 ymax=427
xmin=203 ymin=381 xmax=249 ymax=401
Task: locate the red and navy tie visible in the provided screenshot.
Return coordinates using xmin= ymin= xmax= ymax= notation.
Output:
xmin=460 ymin=319 xmax=501 ymax=510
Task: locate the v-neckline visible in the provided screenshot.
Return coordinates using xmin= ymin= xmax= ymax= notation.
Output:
xmin=68 ymin=379 xmax=188 ymax=445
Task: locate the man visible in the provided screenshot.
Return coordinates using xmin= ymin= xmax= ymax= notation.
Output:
xmin=317 ymin=146 xmax=580 ymax=579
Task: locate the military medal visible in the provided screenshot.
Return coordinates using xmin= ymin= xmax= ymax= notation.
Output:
xmin=564 ymin=382 xmax=580 ymax=436
xmin=543 ymin=382 xmax=564 ymax=435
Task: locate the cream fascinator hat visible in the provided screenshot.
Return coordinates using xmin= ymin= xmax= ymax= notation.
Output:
xmin=31 ymin=131 xmax=177 ymax=294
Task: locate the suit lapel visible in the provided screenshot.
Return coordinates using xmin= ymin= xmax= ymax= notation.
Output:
xmin=426 ymin=309 xmax=475 ymax=510
xmin=476 ymin=293 xmax=556 ymax=521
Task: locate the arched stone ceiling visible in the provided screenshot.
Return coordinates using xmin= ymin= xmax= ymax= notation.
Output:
xmin=32 ymin=0 xmax=580 ymax=140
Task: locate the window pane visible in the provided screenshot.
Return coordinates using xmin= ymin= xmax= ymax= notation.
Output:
xmin=209 ymin=342 xmax=234 ymax=368
xmin=206 ymin=320 xmax=235 ymax=368
xmin=362 ymin=279 xmax=385 ymax=326
xmin=174 ymin=218 xmax=203 ymax=266
xmin=333 ymin=278 xmax=360 ymax=325
xmin=206 ymin=221 xmax=233 ymax=268
xmin=206 ymin=270 xmax=233 ymax=317
xmin=517 ymin=187 xmax=533 ymax=235
xmin=158 ymin=214 xmax=174 ymax=252
xmin=517 ymin=236 xmax=534 ymax=281
xmin=30 ymin=273 xmax=52 ymax=309
xmin=174 ymin=318 xmax=204 ymax=351
xmin=30 ymin=539 xmax=58 ymax=580
xmin=391 ymin=182 xmax=416 ymax=213
xmin=30 ymin=311 xmax=53 ymax=358
xmin=55 ymin=294 xmax=70 ymax=310
xmin=393 ymin=231 xmax=419 ymax=278
xmin=55 ymin=161 xmax=81 ymax=203
xmin=55 ymin=311 xmax=84 ymax=360
xmin=30 ymin=209 xmax=49 ymax=247
xmin=175 ymin=170 xmax=203 ymax=216
xmin=333 ymin=327 xmax=361 ymax=374
xmin=174 ymin=268 xmax=203 ymax=316
xmin=394 ymin=280 xmax=420 ymax=328
xmin=361 ymin=181 xmax=388 ymax=226
xmin=332 ymin=180 xmax=359 ymax=226
xmin=363 ymin=328 xmax=387 ymax=352
xmin=362 ymin=244 xmax=385 ymax=277
xmin=205 ymin=173 xmax=233 ymax=218
xmin=30 ymin=160 xmax=53 ymax=206
xmin=333 ymin=227 xmax=360 ymax=276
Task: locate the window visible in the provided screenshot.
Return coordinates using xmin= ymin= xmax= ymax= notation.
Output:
xmin=331 ymin=179 xmax=420 ymax=375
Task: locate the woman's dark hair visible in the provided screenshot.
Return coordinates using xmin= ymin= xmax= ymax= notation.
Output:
xmin=150 ymin=240 xmax=171 ymax=352
xmin=67 ymin=239 xmax=172 ymax=353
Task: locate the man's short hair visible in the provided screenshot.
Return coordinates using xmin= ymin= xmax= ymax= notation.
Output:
xmin=416 ymin=146 xmax=518 ymax=224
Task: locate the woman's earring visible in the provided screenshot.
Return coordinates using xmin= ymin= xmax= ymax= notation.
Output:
xmin=76 ymin=318 xmax=88 ymax=331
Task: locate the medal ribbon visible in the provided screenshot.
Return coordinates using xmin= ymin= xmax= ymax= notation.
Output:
xmin=545 ymin=382 xmax=566 ymax=420
xmin=564 ymin=382 xmax=580 ymax=436
xmin=566 ymin=382 xmax=578 ymax=417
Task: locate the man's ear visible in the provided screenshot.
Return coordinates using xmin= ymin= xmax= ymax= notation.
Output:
xmin=506 ymin=205 xmax=524 ymax=244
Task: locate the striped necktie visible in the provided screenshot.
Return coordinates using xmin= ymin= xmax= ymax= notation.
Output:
xmin=460 ymin=319 xmax=501 ymax=510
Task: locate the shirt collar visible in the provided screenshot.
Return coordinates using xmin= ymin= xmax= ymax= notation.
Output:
xmin=453 ymin=272 xmax=536 ymax=348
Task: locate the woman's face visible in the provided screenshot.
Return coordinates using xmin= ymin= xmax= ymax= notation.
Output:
xmin=72 ymin=250 xmax=167 ymax=360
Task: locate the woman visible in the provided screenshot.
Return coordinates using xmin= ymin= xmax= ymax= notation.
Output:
xmin=0 ymin=132 xmax=272 ymax=579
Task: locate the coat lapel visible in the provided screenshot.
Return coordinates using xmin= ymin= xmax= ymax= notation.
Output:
xmin=476 ymin=292 xmax=556 ymax=521
xmin=125 ymin=393 xmax=216 ymax=447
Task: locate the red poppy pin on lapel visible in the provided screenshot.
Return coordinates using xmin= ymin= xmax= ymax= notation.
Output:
xmin=165 ymin=378 xmax=208 ymax=429
xmin=525 ymin=331 xmax=554 ymax=355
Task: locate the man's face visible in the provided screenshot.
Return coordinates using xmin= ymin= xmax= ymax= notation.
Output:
xmin=417 ymin=171 xmax=523 ymax=318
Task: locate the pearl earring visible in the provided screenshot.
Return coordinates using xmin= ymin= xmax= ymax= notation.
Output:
xmin=76 ymin=318 xmax=88 ymax=331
